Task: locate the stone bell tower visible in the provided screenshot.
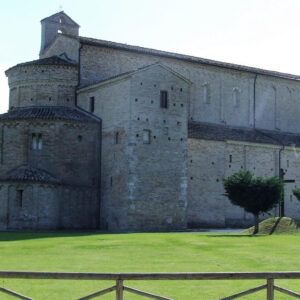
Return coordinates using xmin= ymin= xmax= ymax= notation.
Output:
xmin=39 ymin=11 xmax=79 ymax=57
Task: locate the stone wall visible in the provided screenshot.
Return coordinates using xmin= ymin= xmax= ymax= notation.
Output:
xmin=0 ymin=120 xmax=100 ymax=186
xmin=78 ymin=64 xmax=190 ymax=231
xmin=0 ymin=118 xmax=101 ymax=230
xmin=0 ymin=182 xmax=98 ymax=230
xmin=41 ymin=35 xmax=80 ymax=62
xmin=6 ymin=64 xmax=78 ymax=108
xmin=77 ymin=44 xmax=300 ymax=134
xmin=77 ymin=77 xmax=131 ymax=231
xmin=40 ymin=12 xmax=79 ymax=56
xmin=188 ymin=138 xmax=300 ymax=227
xmin=125 ymin=65 xmax=189 ymax=231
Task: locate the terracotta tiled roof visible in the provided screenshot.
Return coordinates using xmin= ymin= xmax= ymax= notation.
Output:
xmin=0 ymin=106 xmax=100 ymax=122
xmin=6 ymin=55 xmax=77 ymax=73
xmin=0 ymin=165 xmax=60 ymax=184
xmin=188 ymin=121 xmax=300 ymax=147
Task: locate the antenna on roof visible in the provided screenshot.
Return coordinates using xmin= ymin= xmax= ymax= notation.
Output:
xmin=59 ymin=5 xmax=63 ymax=11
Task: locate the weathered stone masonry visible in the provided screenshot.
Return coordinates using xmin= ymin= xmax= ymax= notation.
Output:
xmin=3 ymin=11 xmax=300 ymax=231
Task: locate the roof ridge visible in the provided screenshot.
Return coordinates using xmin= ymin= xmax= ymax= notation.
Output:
xmin=189 ymin=120 xmax=300 ymax=137
xmin=188 ymin=121 xmax=300 ymax=146
xmin=0 ymin=106 xmax=100 ymax=123
xmin=78 ymin=62 xmax=191 ymax=90
xmin=5 ymin=55 xmax=77 ymax=73
xmin=41 ymin=11 xmax=80 ymax=27
xmin=57 ymin=34 xmax=300 ymax=81
xmin=0 ymin=164 xmax=61 ymax=184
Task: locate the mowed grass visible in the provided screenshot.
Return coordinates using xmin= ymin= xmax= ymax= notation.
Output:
xmin=0 ymin=231 xmax=300 ymax=299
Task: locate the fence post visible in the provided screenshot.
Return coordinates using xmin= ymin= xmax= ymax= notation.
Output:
xmin=116 ymin=279 xmax=124 ymax=300
xmin=267 ymin=278 xmax=274 ymax=300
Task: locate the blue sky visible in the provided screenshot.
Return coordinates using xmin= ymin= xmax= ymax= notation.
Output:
xmin=1 ymin=0 xmax=300 ymax=112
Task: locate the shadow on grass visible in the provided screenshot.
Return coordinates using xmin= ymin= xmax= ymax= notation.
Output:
xmin=269 ymin=217 xmax=282 ymax=235
xmin=0 ymin=231 xmax=109 ymax=242
xmin=206 ymin=234 xmax=264 ymax=238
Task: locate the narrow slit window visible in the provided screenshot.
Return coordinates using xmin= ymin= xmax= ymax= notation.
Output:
xmin=17 ymin=190 xmax=23 ymax=208
xmin=89 ymin=96 xmax=95 ymax=113
xmin=203 ymin=83 xmax=210 ymax=104
xmin=115 ymin=132 xmax=119 ymax=144
xmin=233 ymin=88 xmax=240 ymax=107
xmin=32 ymin=134 xmax=37 ymax=150
xmin=160 ymin=91 xmax=168 ymax=108
xmin=143 ymin=130 xmax=151 ymax=144
xmin=38 ymin=134 xmax=43 ymax=150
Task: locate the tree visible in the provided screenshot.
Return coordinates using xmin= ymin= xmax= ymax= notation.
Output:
xmin=223 ymin=171 xmax=284 ymax=234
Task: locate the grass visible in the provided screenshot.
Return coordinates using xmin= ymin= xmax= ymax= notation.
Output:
xmin=244 ymin=217 xmax=300 ymax=235
xmin=0 ymin=231 xmax=300 ymax=299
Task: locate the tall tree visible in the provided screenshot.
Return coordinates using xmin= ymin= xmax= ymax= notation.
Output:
xmin=223 ymin=171 xmax=283 ymax=234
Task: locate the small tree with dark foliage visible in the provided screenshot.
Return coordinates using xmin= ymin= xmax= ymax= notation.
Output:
xmin=223 ymin=171 xmax=283 ymax=234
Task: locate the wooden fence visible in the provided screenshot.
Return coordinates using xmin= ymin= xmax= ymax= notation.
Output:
xmin=0 ymin=271 xmax=300 ymax=299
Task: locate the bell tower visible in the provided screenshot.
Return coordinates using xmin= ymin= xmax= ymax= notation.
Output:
xmin=40 ymin=11 xmax=79 ymax=57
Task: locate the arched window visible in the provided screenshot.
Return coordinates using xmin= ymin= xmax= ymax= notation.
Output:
xmin=32 ymin=133 xmax=42 ymax=150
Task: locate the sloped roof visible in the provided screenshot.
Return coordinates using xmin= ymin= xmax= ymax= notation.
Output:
xmin=188 ymin=121 xmax=300 ymax=147
xmin=63 ymin=35 xmax=300 ymax=82
xmin=41 ymin=11 xmax=80 ymax=27
xmin=0 ymin=106 xmax=100 ymax=123
xmin=0 ymin=165 xmax=60 ymax=184
xmin=78 ymin=62 xmax=191 ymax=90
xmin=6 ymin=56 xmax=77 ymax=73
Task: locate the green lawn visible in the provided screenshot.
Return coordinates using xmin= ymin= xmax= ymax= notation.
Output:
xmin=0 ymin=231 xmax=300 ymax=299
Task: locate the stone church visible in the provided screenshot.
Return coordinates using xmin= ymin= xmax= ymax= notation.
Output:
xmin=1 ymin=11 xmax=300 ymax=231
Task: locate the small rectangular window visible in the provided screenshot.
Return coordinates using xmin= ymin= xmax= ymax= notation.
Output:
xmin=143 ymin=129 xmax=151 ymax=144
xmin=17 ymin=190 xmax=23 ymax=208
xmin=160 ymin=91 xmax=168 ymax=108
xmin=115 ymin=132 xmax=119 ymax=144
xmin=32 ymin=134 xmax=37 ymax=150
xmin=38 ymin=134 xmax=42 ymax=150
xmin=233 ymin=88 xmax=240 ymax=107
xmin=203 ymin=83 xmax=210 ymax=104
xmin=89 ymin=96 xmax=95 ymax=113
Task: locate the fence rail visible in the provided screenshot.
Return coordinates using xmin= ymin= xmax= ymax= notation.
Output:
xmin=1 ymin=271 xmax=300 ymax=299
